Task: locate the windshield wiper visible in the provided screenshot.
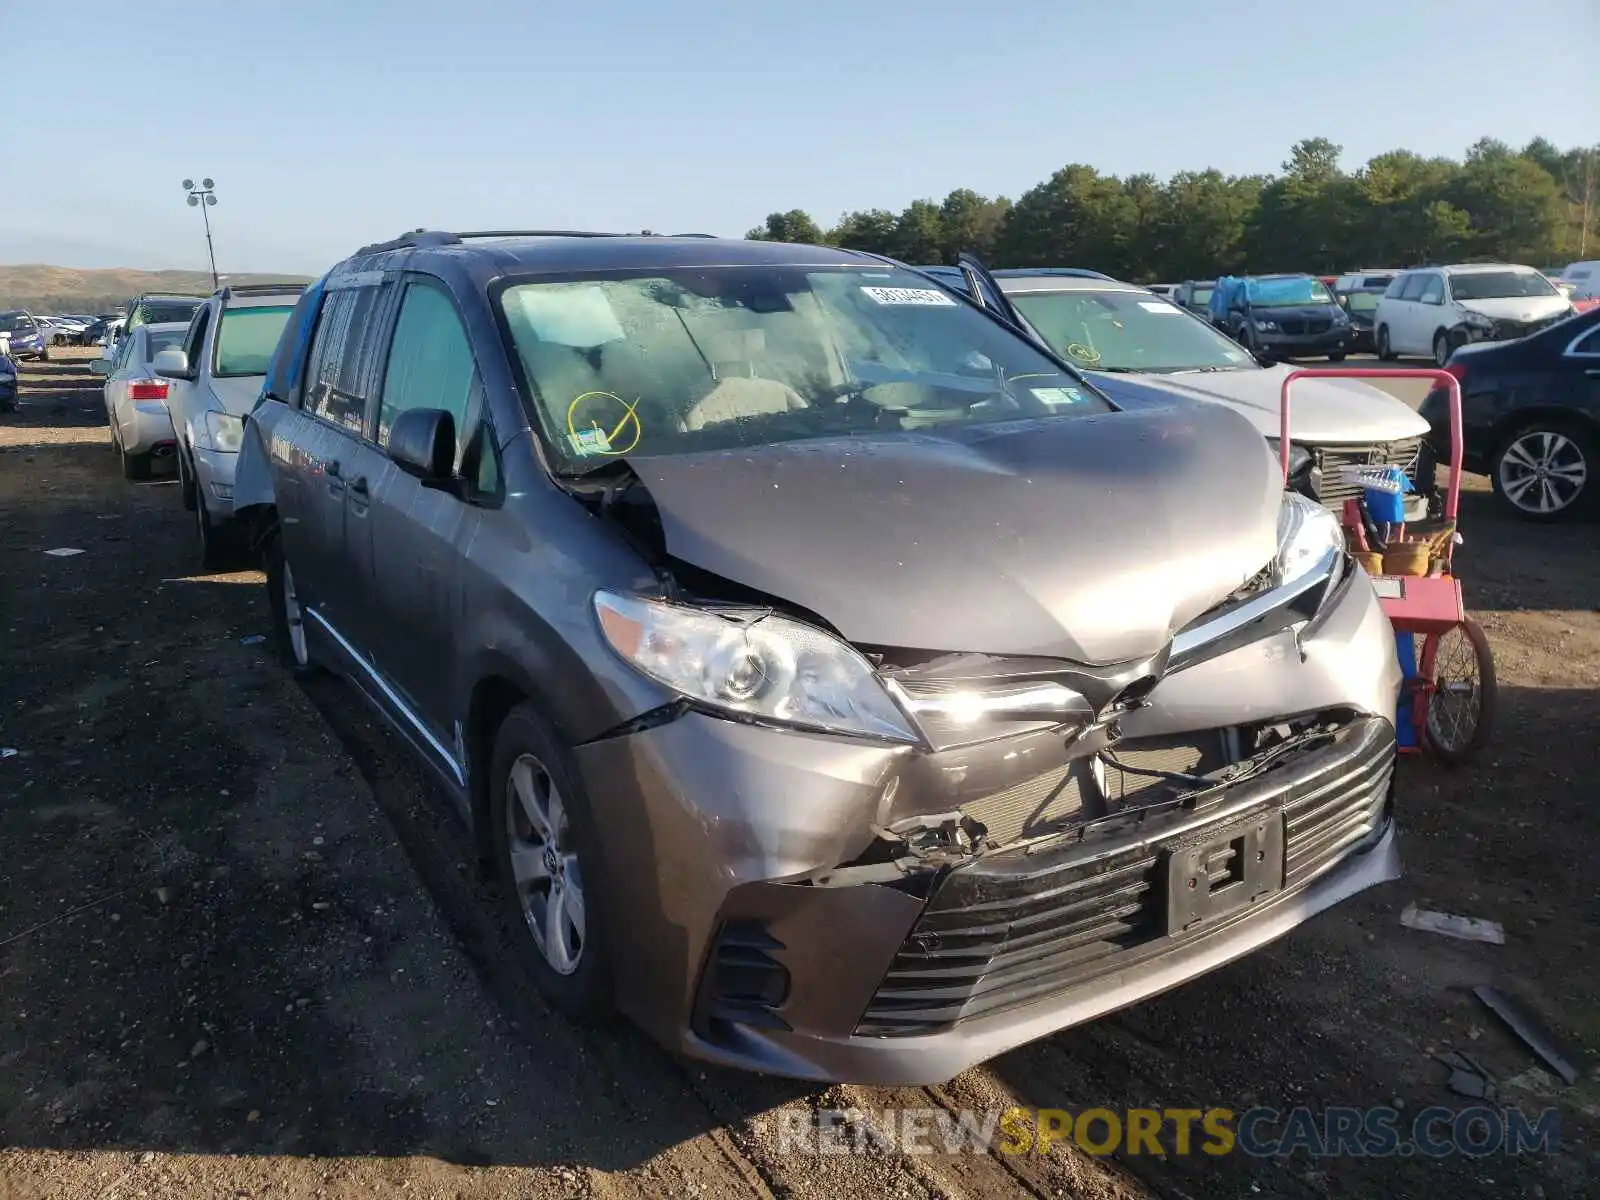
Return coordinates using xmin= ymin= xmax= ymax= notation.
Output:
xmin=1086 ymin=365 xmax=1141 ymax=374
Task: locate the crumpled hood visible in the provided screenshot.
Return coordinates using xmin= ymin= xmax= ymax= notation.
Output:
xmin=1090 ymin=364 xmax=1428 ymax=445
xmin=1458 ymin=296 xmax=1571 ymax=323
xmin=631 ymin=403 xmax=1281 ymax=665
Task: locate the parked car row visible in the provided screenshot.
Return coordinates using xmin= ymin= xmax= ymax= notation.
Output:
xmin=91 ymin=285 xmax=301 ymax=567
xmin=88 ymin=229 xmax=1408 ymax=1086
xmin=917 ymin=263 xmax=1433 ymax=522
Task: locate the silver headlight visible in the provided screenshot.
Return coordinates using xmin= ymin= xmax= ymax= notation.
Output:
xmin=594 ymin=592 xmax=919 ymax=744
xmin=199 ymin=410 xmax=244 ymax=452
xmin=1275 ymin=492 xmax=1344 ymax=588
xmin=1460 ymin=309 xmax=1495 ymax=330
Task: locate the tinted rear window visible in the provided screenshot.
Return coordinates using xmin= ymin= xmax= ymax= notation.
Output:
xmin=147 ymin=330 xmax=187 ymax=358
xmin=141 ymin=300 xmax=203 ymax=324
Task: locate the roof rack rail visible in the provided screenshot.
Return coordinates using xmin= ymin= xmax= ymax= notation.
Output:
xmin=991 ymin=267 xmax=1114 ymax=281
xmin=218 ymin=281 xmax=308 ymax=302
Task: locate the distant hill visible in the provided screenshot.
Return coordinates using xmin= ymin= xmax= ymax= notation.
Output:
xmin=0 ymin=264 xmax=313 ymax=314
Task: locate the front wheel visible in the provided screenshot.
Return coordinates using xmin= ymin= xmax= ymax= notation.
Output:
xmin=1420 ymin=618 xmax=1497 ymax=765
xmin=1376 ymin=325 xmax=1397 ymax=361
xmin=489 ymin=703 xmax=614 ymax=1021
xmin=1432 ymin=330 xmax=1451 ymax=369
xmin=1327 ymin=350 xmax=1347 ymax=362
xmin=37 ymin=347 xmax=50 ymax=363
xmin=195 ymin=482 xmax=245 ymax=570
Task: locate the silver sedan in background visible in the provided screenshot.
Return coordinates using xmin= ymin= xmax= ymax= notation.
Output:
xmin=91 ymin=322 xmax=189 ymax=479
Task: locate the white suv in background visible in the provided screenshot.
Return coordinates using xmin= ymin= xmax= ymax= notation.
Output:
xmin=1374 ymin=263 xmax=1574 ymax=366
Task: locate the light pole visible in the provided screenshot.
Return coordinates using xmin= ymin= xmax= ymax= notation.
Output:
xmin=183 ymin=178 xmax=219 ymax=290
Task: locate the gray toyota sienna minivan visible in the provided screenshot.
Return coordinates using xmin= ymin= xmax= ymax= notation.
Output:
xmin=234 ymin=231 xmax=1402 ymax=1085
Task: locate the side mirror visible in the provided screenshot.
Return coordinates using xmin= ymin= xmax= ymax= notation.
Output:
xmin=388 ymin=407 xmax=456 ymax=486
xmin=153 ymin=348 xmax=190 ymax=379
xmin=88 ymin=358 xmax=111 ymax=377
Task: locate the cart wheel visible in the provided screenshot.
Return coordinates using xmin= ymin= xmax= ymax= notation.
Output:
xmin=1421 ymin=618 xmax=1497 ymax=765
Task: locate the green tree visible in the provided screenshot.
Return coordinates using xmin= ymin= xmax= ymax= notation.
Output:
xmin=935 ymin=189 xmax=1011 ymax=264
xmin=891 ymin=200 xmax=945 ymax=264
xmin=997 ymin=164 xmax=1134 ymax=270
xmin=1449 ymin=139 xmax=1565 ymax=262
xmin=1152 ymin=170 xmax=1257 ymax=280
xmin=827 ymin=209 xmax=899 ymax=255
xmin=745 ymin=210 xmax=824 ymax=244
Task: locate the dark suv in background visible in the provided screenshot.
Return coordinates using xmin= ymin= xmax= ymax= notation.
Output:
xmin=232 ymin=229 xmax=1401 ymax=1085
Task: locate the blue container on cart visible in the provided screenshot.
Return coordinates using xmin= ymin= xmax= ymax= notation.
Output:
xmin=1394 ymin=633 xmax=1418 ymax=747
xmin=1362 ymin=466 xmax=1411 ymax=525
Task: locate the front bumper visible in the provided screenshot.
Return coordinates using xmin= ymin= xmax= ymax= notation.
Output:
xmin=573 ymin=565 xmax=1402 ymax=1083
xmin=191 ymin=444 xmax=239 ymax=516
xmin=1257 ymin=328 xmax=1353 ymax=356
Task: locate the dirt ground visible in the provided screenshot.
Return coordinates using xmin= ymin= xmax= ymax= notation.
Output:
xmin=1 ymin=349 xmax=1596 ymax=1200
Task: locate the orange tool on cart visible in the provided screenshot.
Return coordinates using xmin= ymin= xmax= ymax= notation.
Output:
xmin=1280 ymin=368 xmax=1496 ymax=764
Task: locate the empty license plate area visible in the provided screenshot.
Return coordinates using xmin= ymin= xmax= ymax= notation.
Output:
xmin=1165 ymin=814 xmax=1285 ymax=935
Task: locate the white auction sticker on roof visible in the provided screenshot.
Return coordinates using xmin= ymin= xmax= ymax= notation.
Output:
xmin=1138 ymin=300 xmax=1182 ymax=314
xmin=860 ymin=286 xmax=956 ymax=307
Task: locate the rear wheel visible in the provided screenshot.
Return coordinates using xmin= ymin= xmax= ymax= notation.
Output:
xmin=1421 ymin=618 xmax=1497 ymax=765
xmin=1490 ymin=421 xmax=1593 ymax=522
xmin=1376 ymin=325 xmax=1397 ymax=361
xmin=117 ymin=429 xmax=152 ymax=480
xmin=1327 ymin=350 xmax=1347 ymax=362
xmin=263 ymin=530 xmax=322 ymax=678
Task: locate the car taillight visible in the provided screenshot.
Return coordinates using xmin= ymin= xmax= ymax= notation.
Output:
xmin=128 ymin=379 xmax=169 ymax=401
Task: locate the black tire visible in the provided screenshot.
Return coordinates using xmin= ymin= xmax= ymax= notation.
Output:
xmin=263 ymin=530 xmax=323 ymax=679
xmin=488 ymin=702 xmax=614 ymax=1022
xmin=176 ymin=442 xmax=198 ymax=511
xmin=118 ymin=434 xmax=152 ymax=481
xmin=1422 ymin=618 xmax=1497 ymax=766
xmin=195 ymin=482 xmax=244 ymax=570
xmin=37 ymin=347 xmax=49 ymax=363
xmin=1489 ymin=420 xmax=1594 ymax=522
xmin=1376 ymin=325 xmax=1397 ymax=361
xmin=1432 ymin=330 xmax=1451 ymax=369
xmin=1327 ymin=350 xmax=1347 ymax=362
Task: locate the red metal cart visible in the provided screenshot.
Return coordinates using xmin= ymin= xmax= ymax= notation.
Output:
xmin=1280 ymin=368 xmax=1497 ymax=764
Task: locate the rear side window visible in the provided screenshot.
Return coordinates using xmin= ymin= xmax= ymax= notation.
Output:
xmin=1570 ymin=328 xmax=1600 ymax=355
xmin=305 ymin=285 xmax=383 ymax=435
xmin=377 ymin=280 xmax=478 ymax=456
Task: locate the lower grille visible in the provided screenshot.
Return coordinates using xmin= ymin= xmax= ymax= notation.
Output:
xmin=1279 ymin=317 xmax=1332 ymax=336
xmin=855 ymin=719 xmax=1394 ymax=1037
xmin=1312 ymin=438 xmax=1423 ymax=511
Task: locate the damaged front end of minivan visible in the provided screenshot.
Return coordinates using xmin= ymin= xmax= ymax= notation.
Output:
xmin=556 ymin=403 xmax=1402 ymax=1086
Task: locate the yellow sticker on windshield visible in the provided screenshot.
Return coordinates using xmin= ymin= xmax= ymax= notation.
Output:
xmin=566 ymin=391 xmax=642 ymax=457
xmin=1065 ymin=343 xmax=1101 ymax=365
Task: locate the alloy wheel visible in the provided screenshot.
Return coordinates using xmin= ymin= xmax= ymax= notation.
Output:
xmin=1497 ymin=431 xmax=1587 ymax=516
xmin=505 ymin=752 xmax=585 ymax=976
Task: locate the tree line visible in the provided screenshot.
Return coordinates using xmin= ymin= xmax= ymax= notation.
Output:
xmin=747 ymin=137 xmax=1599 ymax=282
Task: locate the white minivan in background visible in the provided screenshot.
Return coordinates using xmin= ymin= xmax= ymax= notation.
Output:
xmin=1559 ymin=261 xmax=1599 ymax=301
xmin=1373 ymin=263 xmax=1575 ymax=366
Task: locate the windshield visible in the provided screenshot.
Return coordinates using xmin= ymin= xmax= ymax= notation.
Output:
xmin=1450 ymin=270 xmax=1559 ymax=301
xmin=0 ymin=312 xmax=35 ymax=334
xmin=1009 ymin=288 xmax=1256 ymax=373
xmin=498 ymin=266 xmax=1109 ymax=467
xmin=1343 ymin=291 xmax=1382 ymax=313
xmin=215 ymin=304 xmax=294 ymax=377
xmin=1245 ymin=277 xmax=1333 ymax=306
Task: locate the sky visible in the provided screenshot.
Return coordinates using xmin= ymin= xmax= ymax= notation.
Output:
xmin=1 ymin=0 xmax=1595 ymax=274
